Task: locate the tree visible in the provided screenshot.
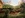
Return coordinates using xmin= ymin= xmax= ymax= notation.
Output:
xmin=3 ymin=4 xmax=13 ymax=8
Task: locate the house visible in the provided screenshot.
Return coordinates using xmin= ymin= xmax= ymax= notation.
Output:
xmin=0 ymin=0 xmax=3 ymax=8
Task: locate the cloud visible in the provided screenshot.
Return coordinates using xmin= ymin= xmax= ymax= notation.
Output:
xmin=10 ymin=0 xmax=21 ymax=6
xmin=2 ymin=0 xmax=22 ymax=6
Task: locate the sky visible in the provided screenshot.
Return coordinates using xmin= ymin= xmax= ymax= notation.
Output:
xmin=2 ymin=0 xmax=21 ymax=6
xmin=10 ymin=0 xmax=19 ymax=6
xmin=2 ymin=0 xmax=18 ymax=3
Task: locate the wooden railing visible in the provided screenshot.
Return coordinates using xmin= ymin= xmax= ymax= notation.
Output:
xmin=9 ymin=8 xmax=23 ymax=14
xmin=0 ymin=8 xmax=22 ymax=13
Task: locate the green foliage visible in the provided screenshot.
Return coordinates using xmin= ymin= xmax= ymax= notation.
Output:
xmin=2 ymin=3 xmax=25 ymax=18
xmin=3 ymin=4 xmax=13 ymax=8
xmin=3 ymin=4 xmax=21 ymax=8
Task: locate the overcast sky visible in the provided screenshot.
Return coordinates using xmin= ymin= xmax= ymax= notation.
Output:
xmin=2 ymin=0 xmax=21 ymax=6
